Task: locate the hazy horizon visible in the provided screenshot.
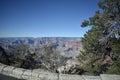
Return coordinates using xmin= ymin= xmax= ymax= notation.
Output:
xmin=0 ymin=36 xmax=82 ymax=38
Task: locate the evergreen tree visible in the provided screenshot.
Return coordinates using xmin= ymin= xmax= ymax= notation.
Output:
xmin=78 ymin=0 xmax=120 ymax=75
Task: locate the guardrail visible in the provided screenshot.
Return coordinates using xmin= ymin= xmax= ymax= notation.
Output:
xmin=0 ymin=63 xmax=120 ymax=80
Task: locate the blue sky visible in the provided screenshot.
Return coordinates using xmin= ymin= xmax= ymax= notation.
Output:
xmin=0 ymin=0 xmax=99 ymax=37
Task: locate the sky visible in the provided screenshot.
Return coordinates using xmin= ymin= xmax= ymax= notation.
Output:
xmin=0 ymin=0 xmax=99 ymax=37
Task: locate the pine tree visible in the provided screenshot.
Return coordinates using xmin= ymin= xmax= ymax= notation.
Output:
xmin=78 ymin=0 xmax=120 ymax=75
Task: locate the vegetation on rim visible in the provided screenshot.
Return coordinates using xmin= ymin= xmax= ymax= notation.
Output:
xmin=77 ymin=0 xmax=120 ymax=75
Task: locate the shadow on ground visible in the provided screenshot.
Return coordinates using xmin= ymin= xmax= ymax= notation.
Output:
xmin=0 ymin=74 xmax=25 ymax=80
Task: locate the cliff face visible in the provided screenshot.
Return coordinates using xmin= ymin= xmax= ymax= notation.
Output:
xmin=0 ymin=37 xmax=83 ymax=57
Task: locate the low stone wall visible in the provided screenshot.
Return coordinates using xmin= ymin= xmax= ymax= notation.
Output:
xmin=0 ymin=63 xmax=120 ymax=80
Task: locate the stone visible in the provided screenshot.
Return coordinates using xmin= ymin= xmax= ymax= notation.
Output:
xmin=47 ymin=73 xmax=58 ymax=80
xmin=13 ymin=68 xmax=25 ymax=79
xmin=100 ymin=74 xmax=120 ymax=80
xmin=82 ymin=75 xmax=101 ymax=80
xmin=71 ymin=75 xmax=84 ymax=80
xmin=0 ymin=63 xmax=7 ymax=72
xmin=22 ymin=70 xmax=32 ymax=79
xmin=1 ymin=63 xmax=120 ymax=80
xmin=31 ymin=70 xmax=39 ymax=77
xmin=2 ymin=66 xmax=15 ymax=75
